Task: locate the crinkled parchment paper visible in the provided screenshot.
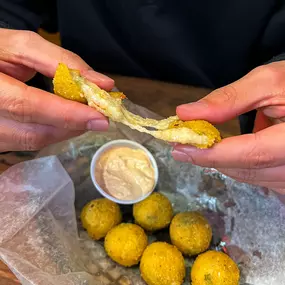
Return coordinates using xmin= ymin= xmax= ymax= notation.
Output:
xmin=0 ymin=100 xmax=284 ymax=285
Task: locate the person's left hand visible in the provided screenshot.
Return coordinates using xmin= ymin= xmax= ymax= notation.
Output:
xmin=172 ymin=61 xmax=285 ymax=195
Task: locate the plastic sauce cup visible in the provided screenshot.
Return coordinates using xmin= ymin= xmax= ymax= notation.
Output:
xmin=90 ymin=139 xmax=159 ymax=205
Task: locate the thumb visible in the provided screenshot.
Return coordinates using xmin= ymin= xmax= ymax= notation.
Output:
xmin=176 ymin=64 xmax=283 ymax=123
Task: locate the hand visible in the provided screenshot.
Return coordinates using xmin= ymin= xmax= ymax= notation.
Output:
xmin=172 ymin=61 xmax=285 ymax=194
xmin=0 ymin=28 xmax=114 ymax=152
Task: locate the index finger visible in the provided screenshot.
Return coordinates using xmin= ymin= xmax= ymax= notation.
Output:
xmin=0 ymin=29 xmax=114 ymax=90
xmin=172 ymin=123 xmax=285 ymax=169
xmin=176 ymin=62 xmax=285 ymax=124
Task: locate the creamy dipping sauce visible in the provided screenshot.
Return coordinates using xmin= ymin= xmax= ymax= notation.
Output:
xmin=95 ymin=147 xmax=155 ymax=201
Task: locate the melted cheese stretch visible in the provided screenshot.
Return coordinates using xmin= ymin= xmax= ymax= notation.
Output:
xmin=53 ymin=63 xmax=221 ymax=148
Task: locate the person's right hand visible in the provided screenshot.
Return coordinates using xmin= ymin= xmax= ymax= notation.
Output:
xmin=0 ymin=28 xmax=114 ymax=152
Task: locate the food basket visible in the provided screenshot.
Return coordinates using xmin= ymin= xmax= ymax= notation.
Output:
xmin=0 ymin=101 xmax=284 ymax=285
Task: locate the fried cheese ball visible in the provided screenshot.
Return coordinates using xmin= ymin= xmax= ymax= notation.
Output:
xmin=80 ymin=198 xmax=122 ymax=240
xmin=104 ymin=223 xmax=148 ymax=267
xmin=170 ymin=212 xmax=212 ymax=256
xmin=133 ymin=193 xmax=173 ymax=231
xmin=191 ymin=250 xmax=240 ymax=285
xmin=53 ymin=63 xmax=221 ymax=149
xmin=140 ymin=242 xmax=185 ymax=285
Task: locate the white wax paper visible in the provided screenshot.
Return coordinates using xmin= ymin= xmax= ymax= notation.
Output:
xmin=0 ymin=100 xmax=284 ymax=285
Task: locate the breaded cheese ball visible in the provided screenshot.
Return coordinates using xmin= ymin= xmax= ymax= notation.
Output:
xmin=170 ymin=211 xmax=212 ymax=256
xmin=191 ymin=250 xmax=240 ymax=285
xmin=140 ymin=242 xmax=185 ymax=285
xmin=104 ymin=223 xmax=148 ymax=267
xmin=80 ymin=198 xmax=122 ymax=240
xmin=133 ymin=192 xmax=173 ymax=231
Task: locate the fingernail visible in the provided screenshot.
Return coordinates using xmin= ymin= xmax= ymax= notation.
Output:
xmin=178 ymin=100 xmax=208 ymax=110
xmin=172 ymin=149 xmax=192 ymax=162
xmin=84 ymin=70 xmax=115 ymax=90
xmin=85 ymin=69 xmax=114 ymax=83
xmin=87 ymin=119 xmax=109 ymax=131
xmin=176 ymin=101 xmax=209 ymax=120
xmin=174 ymin=145 xmax=197 ymax=153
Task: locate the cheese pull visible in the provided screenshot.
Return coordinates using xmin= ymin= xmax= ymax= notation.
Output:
xmin=53 ymin=63 xmax=221 ymax=148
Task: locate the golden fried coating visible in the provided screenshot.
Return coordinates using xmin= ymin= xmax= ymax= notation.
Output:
xmin=170 ymin=212 xmax=212 ymax=256
xmin=140 ymin=242 xmax=185 ymax=285
xmin=53 ymin=63 xmax=221 ymax=148
xmin=104 ymin=223 xmax=148 ymax=267
xmin=80 ymin=198 xmax=122 ymax=240
xmin=191 ymin=250 xmax=240 ymax=285
xmin=133 ymin=193 xmax=173 ymax=231
xmin=53 ymin=63 xmax=87 ymax=103
xmin=169 ymin=120 xmax=221 ymax=148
